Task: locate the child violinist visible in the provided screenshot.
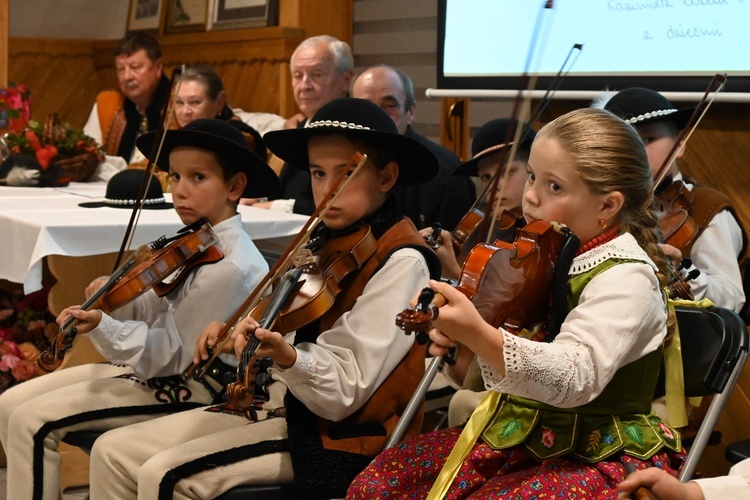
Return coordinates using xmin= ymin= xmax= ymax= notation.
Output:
xmin=85 ymin=97 xmax=442 ymax=499
xmin=348 ymin=107 xmax=685 ymax=499
xmin=0 ymin=118 xmax=280 ymax=500
xmin=603 ymin=87 xmax=746 ymax=312
xmin=423 ymin=118 xmax=536 ymax=280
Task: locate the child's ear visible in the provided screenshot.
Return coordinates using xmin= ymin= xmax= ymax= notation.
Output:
xmin=600 ymin=190 xmax=625 ymax=221
xmin=379 ymin=161 xmax=399 ymax=193
xmin=227 ymin=172 xmax=247 ymax=202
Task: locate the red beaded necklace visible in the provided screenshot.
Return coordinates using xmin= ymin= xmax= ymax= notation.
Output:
xmin=576 ymin=225 xmax=620 ymax=256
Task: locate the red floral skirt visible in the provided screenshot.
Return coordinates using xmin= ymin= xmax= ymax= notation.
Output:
xmin=347 ymin=427 xmax=686 ymax=499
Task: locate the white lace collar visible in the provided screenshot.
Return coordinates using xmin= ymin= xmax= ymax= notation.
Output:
xmin=569 ymin=232 xmax=657 ymax=276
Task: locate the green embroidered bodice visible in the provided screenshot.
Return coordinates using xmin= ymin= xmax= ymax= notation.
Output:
xmin=480 ymin=259 xmax=681 ymax=462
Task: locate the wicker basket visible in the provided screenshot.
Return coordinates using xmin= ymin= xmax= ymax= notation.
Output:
xmin=44 ymin=114 xmax=100 ymax=182
xmin=56 ymin=153 xmax=100 ymax=182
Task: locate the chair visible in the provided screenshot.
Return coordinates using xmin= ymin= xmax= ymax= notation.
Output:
xmin=666 ymin=305 xmax=750 ymax=481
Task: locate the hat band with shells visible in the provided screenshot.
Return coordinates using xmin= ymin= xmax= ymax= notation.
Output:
xmin=307 ymin=120 xmax=374 ymax=131
xmin=102 ymin=196 xmax=168 ymax=206
xmin=473 ymin=142 xmax=514 ymax=160
xmin=624 ymin=108 xmax=679 ymax=124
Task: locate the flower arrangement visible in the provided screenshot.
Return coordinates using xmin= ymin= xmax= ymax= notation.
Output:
xmin=0 ymin=287 xmax=57 ymax=393
xmin=3 ymin=117 xmax=104 ymax=170
xmin=0 ymin=84 xmax=32 ymax=134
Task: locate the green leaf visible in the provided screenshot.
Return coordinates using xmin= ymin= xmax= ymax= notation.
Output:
xmin=500 ymin=419 xmax=520 ymax=439
xmin=625 ymin=425 xmax=644 ymax=446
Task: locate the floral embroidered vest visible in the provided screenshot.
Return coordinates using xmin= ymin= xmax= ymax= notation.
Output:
xmin=481 ymin=258 xmax=682 ymax=463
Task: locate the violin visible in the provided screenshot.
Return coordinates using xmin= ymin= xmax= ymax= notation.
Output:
xmin=37 ymin=221 xmax=222 ymax=372
xmin=223 ymin=224 xmax=378 ymax=415
xmin=452 ymin=206 xmax=525 ymax=264
xmin=398 ymin=219 xmax=580 ymax=343
xmin=650 ymin=74 xmax=727 ymax=299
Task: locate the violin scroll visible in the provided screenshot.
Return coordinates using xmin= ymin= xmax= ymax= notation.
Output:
xmin=395 ymin=288 xmax=446 ymax=344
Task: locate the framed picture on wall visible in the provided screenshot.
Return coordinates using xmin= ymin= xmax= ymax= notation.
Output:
xmin=127 ymin=0 xmax=165 ymax=31
xmin=210 ymin=0 xmax=278 ymax=31
xmin=165 ymin=0 xmax=209 ymax=33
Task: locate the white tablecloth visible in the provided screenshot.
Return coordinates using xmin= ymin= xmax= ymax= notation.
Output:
xmin=0 ymin=183 xmax=308 ymax=294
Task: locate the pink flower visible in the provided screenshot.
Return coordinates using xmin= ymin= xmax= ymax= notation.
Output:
xmin=0 ymin=340 xmax=18 ymax=356
xmin=26 ymin=319 xmax=47 ymax=331
xmin=658 ymin=422 xmax=674 ymax=440
xmin=542 ymin=428 xmax=556 ymax=448
xmin=0 ymin=354 xmax=21 ymax=372
xmin=11 ymin=359 xmax=36 ymax=382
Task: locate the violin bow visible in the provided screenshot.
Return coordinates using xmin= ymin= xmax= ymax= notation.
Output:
xmin=186 ymin=152 xmax=370 ymax=380
xmin=479 ymin=41 xmax=583 ymax=232
xmin=652 ymin=73 xmax=727 ymax=190
xmin=481 ymin=1 xmax=556 ymax=244
xmin=113 ymin=64 xmax=186 ymax=271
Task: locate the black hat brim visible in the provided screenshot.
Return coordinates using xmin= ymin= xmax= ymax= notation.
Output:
xmin=263 ymin=128 xmax=439 ymax=185
xmin=136 ymin=129 xmax=281 ymax=198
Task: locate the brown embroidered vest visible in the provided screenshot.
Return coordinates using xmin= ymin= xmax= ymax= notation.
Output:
xmin=95 ymin=90 xmax=126 ymax=156
xmin=282 ymin=216 xmax=438 ymax=495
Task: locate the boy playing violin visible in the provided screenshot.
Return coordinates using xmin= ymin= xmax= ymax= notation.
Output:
xmin=603 ymin=87 xmax=746 ymax=312
xmin=0 ymin=119 xmax=280 ymax=500
xmin=86 ymin=97 xmax=442 ymax=499
xmin=424 ymin=118 xmax=536 ymax=280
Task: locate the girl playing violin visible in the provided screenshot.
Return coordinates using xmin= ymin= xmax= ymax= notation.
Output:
xmin=86 ymin=98 xmax=442 ymax=499
xmin=0 ymin=119 xmax=279 ymax=500
xmin=348 ymin=107 xmax=685 ymax=499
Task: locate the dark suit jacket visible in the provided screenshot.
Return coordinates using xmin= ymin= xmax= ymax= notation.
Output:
xmin=392 ymin=127 xmax=476 ymax=231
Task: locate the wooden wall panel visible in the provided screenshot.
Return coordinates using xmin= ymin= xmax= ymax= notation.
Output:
xmin=8 ymin=38 xmax=101 ymax=128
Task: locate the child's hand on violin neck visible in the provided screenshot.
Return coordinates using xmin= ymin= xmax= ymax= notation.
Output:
xmin=193 ymin=321 xmax=229 ymax=365
xmin=56 ymin=306 xmax=103 ymax=334
xmin=232 ymin=316 xmax=297 ymax=369
xmin=428 ymin=280 xmax=489 ymax=346
xmin=658 ymin=243 xmax=683 ymax=268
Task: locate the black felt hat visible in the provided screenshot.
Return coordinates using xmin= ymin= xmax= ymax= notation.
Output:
xmin=454 ymin=118 xmax=536 ymax=177
xmin=603 ymin=87 xmax=695 ymax=130
xmin=79 ymin=168 xmax=173 ymax=209
xmin=263 ymin=98 xmax=439 ymax=185
xmin=135 ymin=118 xmax=281 ymax=198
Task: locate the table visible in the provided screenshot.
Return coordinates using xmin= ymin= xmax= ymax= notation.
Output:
xmin=0 ymin=183 xmax=308 ymax=312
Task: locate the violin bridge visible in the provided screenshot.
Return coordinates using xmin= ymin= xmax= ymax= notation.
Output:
xmin=292 ymin=248 xmax=315 ymax=268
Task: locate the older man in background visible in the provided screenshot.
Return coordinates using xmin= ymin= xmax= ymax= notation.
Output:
xmin=245 ymin=35 xmax=353 ymax=214
xmin=84 ymin=31 xmax=170 ymax=180
xmin=351 ymin=64 xmax=475 ymax=230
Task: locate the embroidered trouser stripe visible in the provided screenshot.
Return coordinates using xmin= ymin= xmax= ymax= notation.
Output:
xmin=157 ymin=439 xmax=290 ymax=500
xmin=32 ymin=402 xmax=202 ymax=500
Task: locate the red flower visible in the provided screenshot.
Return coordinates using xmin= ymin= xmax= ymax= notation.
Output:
xmin=542 ymin=428 xmax=556 ymax=448
xmin=35 ymin=145 xmax=58 ymax=169
xmin=25 ymin=129 xmax=41 ymax=151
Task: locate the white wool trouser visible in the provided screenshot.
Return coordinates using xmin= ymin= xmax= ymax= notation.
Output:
xmin=90 ymin=381 xmax=292 ymax=500
xmin=0 ymin=362 xmax=212 ymax=500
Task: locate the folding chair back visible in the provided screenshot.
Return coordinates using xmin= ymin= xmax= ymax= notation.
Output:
xmin=669 ymin=305 xmax=749 ymax=481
